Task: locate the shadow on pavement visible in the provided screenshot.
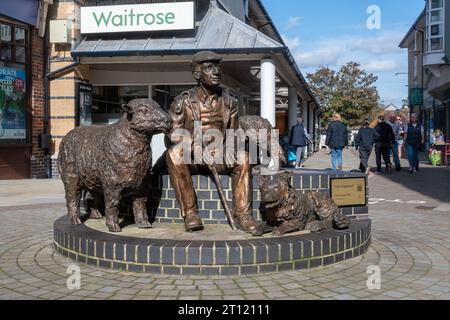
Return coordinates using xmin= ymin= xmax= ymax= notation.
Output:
xmin=370 ymin=163 xmax=450 ymax=204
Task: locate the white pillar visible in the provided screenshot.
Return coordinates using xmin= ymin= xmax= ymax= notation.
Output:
xmin=260 ymin=59 xmax=276 ymax=127
xmin=301 ymin=101 xmax=309 ymax=155
xmin=301 ymin=100 xmax=308 ymax=128
xmin=288 ymin=87 xmax=298 ymax=133
xmin=149 ymin=85 xmax=167 ymax=166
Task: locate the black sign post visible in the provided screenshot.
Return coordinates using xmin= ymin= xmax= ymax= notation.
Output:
xmin=76 ymin=83 xmax=93 ymax=126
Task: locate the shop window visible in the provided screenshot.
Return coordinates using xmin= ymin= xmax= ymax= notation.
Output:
xmin=0 ymin=43 xmax=12 ymax=61
xmin=0 ymin=24 xmax=11 ymax=42
xmin=15 ymin=28 xmax=25 ymax=45
xmin=15 ymin=47 xmax=25 ymax=63
xmin=0 ymin=22 xmax=28 ymax=65
xmin=92 ymin=86 xmax=148 ymax=125
xmin=153 ymin=85 xmax=192 ymax=110
xmin=90 ymin=85 xmax=193 ymax=125
xmin=0 ymin=21 xmax=28 ymax=144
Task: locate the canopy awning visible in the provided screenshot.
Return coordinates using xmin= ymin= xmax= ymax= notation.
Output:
xmin=71 ymin=6 xmax=285 ymax=57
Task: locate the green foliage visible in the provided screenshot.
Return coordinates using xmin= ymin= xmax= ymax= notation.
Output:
xmin=307 ymin=62 xmax=380 ymax=128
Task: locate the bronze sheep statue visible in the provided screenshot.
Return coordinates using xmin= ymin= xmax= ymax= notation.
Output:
xmin=58 ymin=98 xmax=171 ymax=232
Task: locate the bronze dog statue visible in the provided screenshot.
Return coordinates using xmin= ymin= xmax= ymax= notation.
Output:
xmin=257 ymin=171 xmax=350 ymax=236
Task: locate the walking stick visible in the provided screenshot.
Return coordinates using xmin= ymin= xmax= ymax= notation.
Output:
xmin=208 ymin=164 xmax=238 ymax=231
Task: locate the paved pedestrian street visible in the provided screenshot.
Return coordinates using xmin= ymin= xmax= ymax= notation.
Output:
xmin=0 ymin=150 xmax=449 ymax=300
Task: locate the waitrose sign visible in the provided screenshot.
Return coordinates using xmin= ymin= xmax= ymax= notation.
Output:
xmin=80 ymin=2 xmax=195 ymax=34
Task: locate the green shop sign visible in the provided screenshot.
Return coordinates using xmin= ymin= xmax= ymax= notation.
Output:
xmin=81 ymin=2 xmax=194 ymax=34
xmin=409 ymin=87 xmax=423 ymax=106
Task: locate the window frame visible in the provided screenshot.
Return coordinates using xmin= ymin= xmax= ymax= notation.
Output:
xmin=0 ymin=16 xmax=30 ymax=145
xmin=426 ymin=0 xmax=445 ymax=53
xmin=0 ymin=22 xmax=28 ymax=65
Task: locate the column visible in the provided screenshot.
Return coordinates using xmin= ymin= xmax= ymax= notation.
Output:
xmin=288 ymin=87 xmax=298 ymax=134
xmin=301 ymin=100 xmax=309 ymax=157
xmin=149 ymin=85 xmax=166 ymax=166
xmin=260 ymin=59 xmax=276 ymax=127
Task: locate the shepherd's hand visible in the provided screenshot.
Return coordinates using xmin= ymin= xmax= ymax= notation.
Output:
xmin=203 ymin=150 xmax=215 ymax=167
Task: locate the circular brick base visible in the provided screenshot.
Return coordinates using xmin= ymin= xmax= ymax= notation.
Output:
xmin=54 ymin=216 xmax=371 ymax=275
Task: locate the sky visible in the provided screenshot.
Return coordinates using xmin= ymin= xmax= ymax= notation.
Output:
xmin=262 ymin=0 xmax=426 ymax=108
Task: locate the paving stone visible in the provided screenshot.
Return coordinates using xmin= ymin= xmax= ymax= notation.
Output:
xmin=1 ymin=165 xmax=450 ymax=301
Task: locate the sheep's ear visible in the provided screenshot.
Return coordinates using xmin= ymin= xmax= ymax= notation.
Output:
xmin=122 ymin=103 xmax=133 ymax=114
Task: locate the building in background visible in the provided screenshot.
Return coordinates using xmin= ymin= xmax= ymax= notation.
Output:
xmin=0 ymin=0 xmax=52 ymax=179
xmin=45 ymin=0 xmax=321 ymax=178
xmin=400 ymin=0 xmax=450 ymax=146
xmin=0 ymin=0 xmax=322 ymax=180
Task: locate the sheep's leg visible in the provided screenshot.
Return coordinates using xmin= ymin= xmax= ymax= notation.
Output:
xmin=65 ymin=185 xmax=82 ymax=225
xmin=88 ymin=193 xmax=104 ymax=220
xmin=133 ymin=194 xmax=152 ymax=229
xmin=104 ymin=189 xmax=122 ymax=233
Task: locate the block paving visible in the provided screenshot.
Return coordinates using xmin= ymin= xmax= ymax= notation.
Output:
xmin=0 ymin=203 xmax=448 ymax=300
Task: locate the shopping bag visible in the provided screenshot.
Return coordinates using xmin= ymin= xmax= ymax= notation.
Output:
xmin=287 ymin=146 xmax=297 ymax=162
xmin=429 ymin=150 xmax=441 ymax=166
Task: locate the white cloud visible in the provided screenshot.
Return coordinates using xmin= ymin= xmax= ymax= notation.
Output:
xmin=286 ymin=16 xmax=301 ymax=30
xmin=282 ymin=34 xmax=300 ymax=51
xmin=349 ymin=32 xmax=406 ymax=54
xmin=364 ymin=59 xmax=399 ymax=72
xmin=295 ymin=46 xmax=344 ymax=69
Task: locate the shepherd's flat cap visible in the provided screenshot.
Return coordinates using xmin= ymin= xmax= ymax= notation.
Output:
xmin=191 ymin=51 xmax=222 ymax=65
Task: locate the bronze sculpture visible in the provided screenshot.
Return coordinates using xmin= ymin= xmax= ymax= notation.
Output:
xmin=239 ymin=115 xmax=287 ymax=167
xmin=257 ymin=171 xmax=350 ymax=236
xmin=58 ymin=99 xmax=171 ymax=232
xmin=166 ymin=51 xmax=261 ymax=235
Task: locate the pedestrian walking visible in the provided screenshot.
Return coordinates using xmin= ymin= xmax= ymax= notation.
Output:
xmin=404 ymin=113 xmax=425 ymax=173
xmin=374 ymin=115 xmax=395 ymax=173
xmin=325 ymin=113 xmax=348 ymax=174
xmin=355 ymin=120 xmax=379 ymax=174
xmin=290 ymin=117 xmax=310 ymax=169
xmin=387 ymin=114 xmax=405 ymax=171
xmin=396 ymin=115 xmax=406 ymax=160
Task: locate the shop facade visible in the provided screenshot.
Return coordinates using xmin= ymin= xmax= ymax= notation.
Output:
xmin=400 ymin=0 xmax=450 ymax=146
xmin=46 ymin=0 xmax=321 ymax=178
xmin=0 ymin=0 xmax=50 ymax=179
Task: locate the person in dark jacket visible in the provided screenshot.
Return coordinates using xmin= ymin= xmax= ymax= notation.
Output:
xmin=290 ymin=117 xmax=310 ymax=169
xmin=404 ymin=113 xmax=425 ymax=173
xmin=326 ymin=113 xmax=348 ymax=173
xmin=355 ymin=120 xmax=379 ymax=174
xmin=374 ymin=115 xmax=395 ymax=173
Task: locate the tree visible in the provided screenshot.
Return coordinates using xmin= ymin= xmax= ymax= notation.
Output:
xmin=307 ymin=62 xmax=380 ymax=128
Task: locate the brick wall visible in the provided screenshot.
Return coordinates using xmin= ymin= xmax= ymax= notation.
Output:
xmin=48 ymin=0 xmax=91 ymax=178
xmin=30 ymin=28 xmax=47 ymax=178
xmin=149 ymin=172 xmax=369 ymax=225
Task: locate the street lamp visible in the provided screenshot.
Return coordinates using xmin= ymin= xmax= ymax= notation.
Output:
xmin=395 ymin=72 xmax=408 ymax=76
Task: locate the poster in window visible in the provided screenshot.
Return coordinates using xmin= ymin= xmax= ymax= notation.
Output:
xmin=0 ymin=67 xmax=26 ymax=140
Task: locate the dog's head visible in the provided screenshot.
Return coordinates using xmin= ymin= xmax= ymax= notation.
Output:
xmin=256 ymin=171 xmax=292 ymax=209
